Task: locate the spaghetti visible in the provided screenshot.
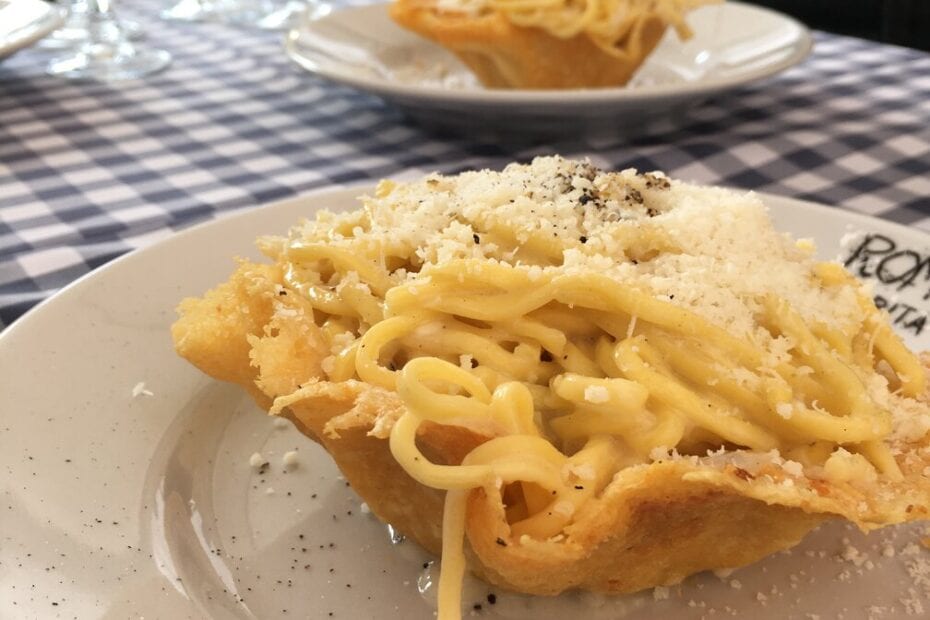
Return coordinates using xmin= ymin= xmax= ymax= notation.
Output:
xmin=438 ymin=0 xmax=713 ymax=56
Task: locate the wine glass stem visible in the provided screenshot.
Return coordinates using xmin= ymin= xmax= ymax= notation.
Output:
xmin=85 ymin=0 xmax=128 ymax=45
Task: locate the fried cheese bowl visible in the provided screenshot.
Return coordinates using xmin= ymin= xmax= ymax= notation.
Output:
xmin=388 ymin=0 xmax=716 ymax=89
xmin=172 ymin=157 xmax=930 ymax=619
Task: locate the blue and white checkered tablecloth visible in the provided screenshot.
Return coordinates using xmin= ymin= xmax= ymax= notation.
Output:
xmin=1 ymin=1 xmax=929 ymax=329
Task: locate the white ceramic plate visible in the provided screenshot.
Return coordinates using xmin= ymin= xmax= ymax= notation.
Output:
xmin=0 ymin=0 xmax=66 ymax=61
xmin=285 ymin=2 xmax=812 ymax=136
xmin=2 ymin=186 xmax=929 ymax=619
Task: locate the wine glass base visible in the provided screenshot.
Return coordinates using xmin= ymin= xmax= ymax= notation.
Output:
xmin=162 ymin=0 xmax=324 ymax=29
xmin=47 ymin=47 xmax=171 ymax=81
xmin=160 ymin=0 xmax=218 ymax=21
xmin=252 ymin=1 xmax=312 ymax=30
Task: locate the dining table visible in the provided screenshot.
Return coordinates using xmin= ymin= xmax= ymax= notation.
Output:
xmin=1 ymin=0 xmax=929 ymax=335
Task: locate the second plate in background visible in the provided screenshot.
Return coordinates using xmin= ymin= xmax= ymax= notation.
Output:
xmin=285 ymin=2 xmax=813 ymax=137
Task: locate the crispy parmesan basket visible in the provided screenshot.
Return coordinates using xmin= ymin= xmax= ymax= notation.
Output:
xmin=389 ymin=0 xmax=670 ymax=89
xmin=173 ymin=159 xmax=930 ymax=618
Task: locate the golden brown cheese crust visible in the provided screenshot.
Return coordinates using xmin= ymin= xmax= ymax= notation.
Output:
xmin=172 ymin=261 xmax=329 ymax=409
xmin=173 ymin=260 xmax=930 ymax=596
xmin=467 ymin=476 xmax=824 ymax=594
xmin=388 ymin=0 xmax=668 ymax=89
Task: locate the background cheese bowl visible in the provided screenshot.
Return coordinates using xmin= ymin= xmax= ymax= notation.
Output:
xmin=284 ymin=2 xmax=813 ymax=138
xmin=0 ymin=185 xmax=928 ymax=618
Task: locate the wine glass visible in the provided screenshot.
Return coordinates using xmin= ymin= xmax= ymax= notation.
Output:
xmin=162 ymin=0 xmax=317 ymax=30
xmin=46 ymin=0 xmax=171 ymax=81
xmin=39 ymin=0 xmax=142 ymax=50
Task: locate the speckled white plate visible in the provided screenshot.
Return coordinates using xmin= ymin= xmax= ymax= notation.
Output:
xmin=2 ymin=185 xmax=929 ymax=619
xmin=284 ymin=2 xmax=812 ymax=137
xmin=0 ymin=0 xmax=66 ymax=61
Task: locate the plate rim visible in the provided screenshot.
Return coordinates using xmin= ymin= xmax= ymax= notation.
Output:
xmin=2 ymin=183 xmax=927 ymax=344
xmin=284 ymin=1 xmax=814 ymax=106
xmin=0 ymin=0 xmax=67 ymax=60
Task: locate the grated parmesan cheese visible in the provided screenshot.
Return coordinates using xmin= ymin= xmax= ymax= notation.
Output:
xmin=583 ymin=385 xmax=610 ymax=404
xmin=131 ymin=381 xmax=154 ymax=398
xmin=282 ymin=450 xmax=299 ymax=468
xmin=321 ymin=356 xmax=336 ymax=375
xmin=563 ymin=463 xmax=596 ymax=481
xmin=781 ymin=460 xmax=804 ymax=477
xmin=249 ymin=452 xmax=269 ymax=472
xmin=280 ymin=156 xmax=862 ymax=352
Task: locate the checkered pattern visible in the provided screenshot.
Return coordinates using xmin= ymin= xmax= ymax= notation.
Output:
xmin=1 ymin=0 xmax=929 ymax=329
